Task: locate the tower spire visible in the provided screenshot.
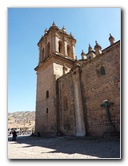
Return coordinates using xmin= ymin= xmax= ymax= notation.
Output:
xmin=94 ymin=41 xmax=102 ymax=55
xmin=88 ymin=44 xmax=93 ymax=53
xmin=109 ymin=33 xmax=115 ymax=45
xmin=52 ymin=21 xmax=56 ymax=26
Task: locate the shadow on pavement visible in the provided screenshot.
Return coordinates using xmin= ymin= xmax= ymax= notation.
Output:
xmin=8 ymin=135 xmax=120 ymax=159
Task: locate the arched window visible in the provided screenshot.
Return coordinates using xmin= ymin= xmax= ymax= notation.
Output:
xmin=47 ymin=42 xmax=50 ymax=57
xmin=46 ymin=90 xmax=49 ymax=98
xmin=46 ymin=108 xmax=48 ymax=114
xmin=67 ymin=45 xmax=71 ymax=57
xmin=58 ymin=41 xmax=63 ymax=53
xmin=100 ymin=66 xmax=106 ymax=75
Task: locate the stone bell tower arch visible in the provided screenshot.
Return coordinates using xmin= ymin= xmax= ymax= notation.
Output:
xmin=35 ymin=22 xmax=76 ymax=136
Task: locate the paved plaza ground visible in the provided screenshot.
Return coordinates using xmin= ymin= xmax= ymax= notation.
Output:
xmin=8 ymin=135 xmax=120 ymax=159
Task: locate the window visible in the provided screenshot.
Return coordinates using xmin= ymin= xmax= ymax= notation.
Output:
xmin=58 ymin=41 xmax=63 ymax=53
xmin=46 ymin=90 xmax=49 ymax=98
xmin=100 ymin=66 xmax=106 ymax=75
xmin=67 ymin=45 xmax=70 ymax=57
xmin=46 ymin=108 xmax=48 ymax=113
xmin=47 ymin=42 xmax=50 ymax=57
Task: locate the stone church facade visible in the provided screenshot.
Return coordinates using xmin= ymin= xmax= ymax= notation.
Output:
xmin=35 ymin=22 xmax=120 ymax=137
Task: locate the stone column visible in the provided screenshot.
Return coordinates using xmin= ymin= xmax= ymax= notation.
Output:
xmin=51 ymin=34 xmax=54 ymax=53
xmin=72 ymin=67 xmax=86 ymax=136
xmin=72 ymin=45 xmax=76 ymax=59
xmin=64 ymin=40 xmax=67 ymax=56
xmin=51 ymin=34 xmax=58 ymax=53
xmin=54 ymin=35 xmax=57 ymax=52
xmin=54 ymin=34 xmax=59 ymax=53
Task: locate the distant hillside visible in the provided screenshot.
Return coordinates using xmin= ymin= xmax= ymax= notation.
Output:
xmin=8 ymin=111 xmax=35 ymax=121
xmin=8 ymin=111 xmax=35 ymax=130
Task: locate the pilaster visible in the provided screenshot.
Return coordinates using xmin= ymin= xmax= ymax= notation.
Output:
xmin=72 ymin=67 xmax=86 ymax=136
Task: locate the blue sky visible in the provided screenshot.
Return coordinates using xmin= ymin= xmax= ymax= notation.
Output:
xmin=8 ymin=8 xmax=120 ymax=113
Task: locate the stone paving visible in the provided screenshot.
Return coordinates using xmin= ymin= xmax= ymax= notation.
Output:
xmin=8 ymin=135 xmax=120 ymax=159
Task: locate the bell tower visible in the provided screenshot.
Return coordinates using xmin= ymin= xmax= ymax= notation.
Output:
xmin=38 ymin=22 xmax=76 ymax=63
xmin=35 ymin=22 xmax=76 ymax=136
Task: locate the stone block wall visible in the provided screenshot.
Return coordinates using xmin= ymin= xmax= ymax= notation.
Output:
xmin=80 ymin=41 xmax=120 ymax=136
xmin=57 ymin=73 xmax=76 ymax=135
xmin=57 ymin=41 xmax=120 ymax=137
xmin=35 ymin=64 xmax=57 ymax=136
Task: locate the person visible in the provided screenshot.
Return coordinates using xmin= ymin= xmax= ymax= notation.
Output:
xmin=31 ymin=132 xmax=36 ymax=137
xmin=12 ymin=130 xmax=17 ymax=141
xmin=37 ymin=132 xmax=40 ymax=137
